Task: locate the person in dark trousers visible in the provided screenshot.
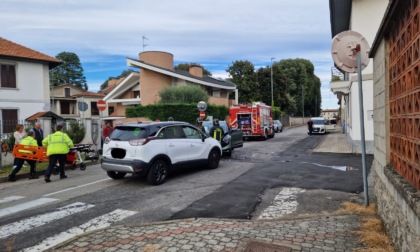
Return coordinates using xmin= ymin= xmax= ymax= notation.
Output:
xmin=196 ymin=117 xmax=205 ymax=133
xmin=209 ymin=118 xmax=223 ymax=143
xmin=32 ymin=122 xmax=44 ymax=147
xmin=8 ymin=130 xmax=39 ymax=182
xmin=307 ymin=119 xmax=314 ymax=135
xmin=42 ymin=124 xmax=74 ymax=183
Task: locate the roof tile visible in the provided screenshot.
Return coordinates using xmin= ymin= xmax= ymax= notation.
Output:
xmin=0 ymin=37 xmax=61 ymax=64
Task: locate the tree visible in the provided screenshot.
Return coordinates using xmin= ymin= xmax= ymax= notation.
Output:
xmin=175 ymin=63 xmax=212 ymax=76
xmin=100 ymin=69 xmax=135 ymax=90
xmin=50 ymin=52 xmax=88 ymax=90
xmin=226 ymin=60 xmax=257 ymax=103
xmin=159 ymin=85 xmax=208 ymax=104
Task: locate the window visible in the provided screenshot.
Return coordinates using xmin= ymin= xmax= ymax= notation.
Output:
xmin=108 ymin=106 xmax=114 ymax=115
xmin=1 ymin=109 xmax=18 ymax=133
xmin=182 ymin=126 xmax=201 ymax=139
xmin=133 ymin=90 xmax=140 ymax=98
xmin=91 ymin=102 xmax=99 ymax=116
xmin=64 ymin=88 xmax=71 ymax=97
xmin=163 ymin=126 xmax=185 ymax=139
xmin=60 ymin=101 xmax=70 ymax=114
xmin=0 ymin=64 xmax=16 ymax=88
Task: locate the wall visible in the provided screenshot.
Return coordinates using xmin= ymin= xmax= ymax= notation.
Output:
xmin=0 ymin=60 xmax=50 ymax=120
xmin=372 ymin=39 xmax=420 ymax=252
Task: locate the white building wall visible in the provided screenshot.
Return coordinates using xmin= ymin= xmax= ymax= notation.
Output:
xmin=0 ymin=60 xmax=50 ymax=120
xmin=342 ymin=0 xmax=388 ymax=154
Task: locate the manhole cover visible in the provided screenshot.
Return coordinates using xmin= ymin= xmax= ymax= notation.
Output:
xmin=243 ymin=241 xmax=292 ymax=252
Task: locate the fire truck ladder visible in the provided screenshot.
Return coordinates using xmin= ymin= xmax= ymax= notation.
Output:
xmin=252 ymin=106 xmax=258 ymax=133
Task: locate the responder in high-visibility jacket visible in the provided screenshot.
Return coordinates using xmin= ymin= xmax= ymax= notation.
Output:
xmin=209 ymin=118 xmax=224 ymax=143
xmin=8 ymin=130 xmax=39 ymax=182
xmin=42 ymin=124 xmax=74 ymax=183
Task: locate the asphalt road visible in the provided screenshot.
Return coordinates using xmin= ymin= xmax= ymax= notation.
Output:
xmin=0 ymin=126 xmax=372 ymax=251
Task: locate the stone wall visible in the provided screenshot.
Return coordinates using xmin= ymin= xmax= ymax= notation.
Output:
xmin=372 ymin=39 xmax=420 ymax=252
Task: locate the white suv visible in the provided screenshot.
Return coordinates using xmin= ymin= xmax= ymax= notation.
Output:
xmin=101 ymin=122 xmax=222 ymax=185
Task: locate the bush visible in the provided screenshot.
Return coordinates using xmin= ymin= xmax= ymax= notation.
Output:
xmin=63 ymin=121 xmax=85 ymax=144
xmin=126 ymin=103 xmax=228 ymax=124
xmin=159 ymin=85 xmax=209 ymax=104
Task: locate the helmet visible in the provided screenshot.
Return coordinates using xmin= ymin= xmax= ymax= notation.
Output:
xmin=168 ymin=117 xmax=174 ymax=121
xmin=196 ymin=117 xmax=203 ymax=124
xmin=213 ymin=118 xmax=219 ymax=126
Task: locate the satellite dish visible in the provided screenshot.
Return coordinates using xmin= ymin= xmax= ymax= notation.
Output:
xmin=331 ymin=30 xmax=370 ymax=73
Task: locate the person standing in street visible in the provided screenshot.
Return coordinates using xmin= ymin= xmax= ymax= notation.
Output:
xmin=13 ymin=124 xmax=27 ymax=169
xmin=8 ymin=130 xmax=39 ymax=182
xmin=102 ymin=122 xmax=114 ymax=140
xmin=196 ymin=117 xmax=205 ymax=133
xmin=307 ymin=119 xmax=314 ymax=136
xmin=32 ymin=122 xmax=44 ymax=147
xmin=209 ymin=118 xmax=223 ymax=143
xmin=42 ymin=124 xmax=74 ymax=183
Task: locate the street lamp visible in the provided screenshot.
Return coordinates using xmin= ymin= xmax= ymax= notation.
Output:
xmin=271 ymin=57 xmax=275 ymax=106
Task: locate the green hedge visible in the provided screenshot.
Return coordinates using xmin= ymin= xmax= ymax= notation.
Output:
xmin=126 ymin=103 xmax=229 ymax=124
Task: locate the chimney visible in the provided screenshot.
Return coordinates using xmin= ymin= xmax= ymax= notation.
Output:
xmin=189 ymin=65 xmax=203 ymax=78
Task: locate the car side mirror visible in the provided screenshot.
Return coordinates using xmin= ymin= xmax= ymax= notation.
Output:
xmin=201 ymin=134 xmax=207 ymax=142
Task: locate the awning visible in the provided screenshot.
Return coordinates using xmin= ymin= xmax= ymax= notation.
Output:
xmin=26 ymin=111 xmax=64 ymax=121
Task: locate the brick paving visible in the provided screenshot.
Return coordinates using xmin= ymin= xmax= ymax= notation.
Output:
xmin=313 ymin=128 xmax=352 ymax=154
xmin=52 ymin=213 xmax=363 ymax=251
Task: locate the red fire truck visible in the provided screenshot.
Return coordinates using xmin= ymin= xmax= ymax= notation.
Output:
xmin=229 ymin=102 xmax=274 ymax=140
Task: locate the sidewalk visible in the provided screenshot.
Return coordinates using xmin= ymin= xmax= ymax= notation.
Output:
xmin=48 ymin=129 xmax=368 ymax=252
xmin=52 ymin=213 xmax=364 ymax=252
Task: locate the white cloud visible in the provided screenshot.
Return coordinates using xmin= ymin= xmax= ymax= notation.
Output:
xmin=1 ymin=0 xmax=338 ymax=108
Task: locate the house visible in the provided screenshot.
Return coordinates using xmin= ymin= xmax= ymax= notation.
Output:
xmin=0 ymin=37 xmax=61 ymax=136
xmin=320 ymin=108 xmax=339 ymax=120
xmin=368 ymin=0 xmax=420 ymax=251
xmin=329 ymin=0 xmax=388 ymax=154
xmin=104 ymin=51 xmax=237 ymax=118
xmin=50 ymin=83 xmax=107 ymax=120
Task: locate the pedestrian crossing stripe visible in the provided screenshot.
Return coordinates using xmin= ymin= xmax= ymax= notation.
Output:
xmin=0 ymin=202 xmax=94 ymax=239
xmin=0 ymin=198 xmax=58 ymax=218
xmin=23 ymin=209 xmax=138 ymax=252
xmin=0 ymin=196 xmax=25 ymax=204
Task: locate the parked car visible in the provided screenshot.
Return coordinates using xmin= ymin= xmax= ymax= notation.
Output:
xmin=202 ymin=121 xmax=243 ymax=157
xmin=101 ymin=122 xmax=222 ymax=185
xmin=326 ymin=119 xmax=337 ymax=132
xmin=273 ymin=120 xmax=283 ymax=132
xmin=309 ymin=117 xmax=327 ymax=134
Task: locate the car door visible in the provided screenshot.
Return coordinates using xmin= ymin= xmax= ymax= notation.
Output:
xmin=162 ymin=126 xmax=189 ymax=165
xmin=229 ymin=128 xmax=244 ymax=148
xmin=181 ymin=125 xmax=209 ymax=161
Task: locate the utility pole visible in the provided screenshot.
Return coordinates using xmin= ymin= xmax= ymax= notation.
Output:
xmin=270 ymin=57 xmax=275 ymax=107
xmin=302 ymin=84 xmax=304 ymax=124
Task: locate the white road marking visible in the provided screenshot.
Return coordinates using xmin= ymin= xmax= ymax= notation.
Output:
xmin=0 ymin=198 xmax=58 ymax=218
xmin=43 ymin=178 xmax=112 ymax=197
xmin=0 ymin=196 xmax=25 ymax=204
xmin=23 ymin=209 xmax=137 ymax=252
xmin=258 ymin=187 xmax=305 ymax=220
xmin=0 ymin=202 xmax=94 ymax=239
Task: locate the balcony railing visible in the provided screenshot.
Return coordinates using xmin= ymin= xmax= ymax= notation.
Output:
xmin=331 ymin=67 xmax=348 ymax=81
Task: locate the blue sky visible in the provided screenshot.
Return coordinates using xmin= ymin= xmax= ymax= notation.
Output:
xmin=1 ymin=0 xmax=339 ymax=109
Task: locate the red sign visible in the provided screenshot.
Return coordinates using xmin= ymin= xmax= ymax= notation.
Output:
xmin=199 ymin=111 xmax=205 ymax=119
xmin=97 ymin=99 xmax=107 ymax=111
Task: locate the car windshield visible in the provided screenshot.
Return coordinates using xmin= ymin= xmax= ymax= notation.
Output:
xmin=110 ymin=126 xmax=148 ymax=141
xmin=312 ymin=120 xmax=325 ymax=125
xmin=202 ymin=121 xmax=228 ymax=134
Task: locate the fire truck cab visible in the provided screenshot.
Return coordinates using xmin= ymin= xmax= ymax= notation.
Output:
xmin=229 ymin=102 xmax=274 ymax=140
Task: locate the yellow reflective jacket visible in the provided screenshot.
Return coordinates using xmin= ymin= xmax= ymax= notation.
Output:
xmin=19 ymin=136 xmax=38 ymax=154
xmin=42 ymin=131 xmax=74 ymax=156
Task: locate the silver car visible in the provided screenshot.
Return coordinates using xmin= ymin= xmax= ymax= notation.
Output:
xmin=273 ymin=120 xmax=283 ymax=133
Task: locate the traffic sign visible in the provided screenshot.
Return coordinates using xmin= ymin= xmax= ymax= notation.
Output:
xmin=199 ymin=111 xmax=205 ymax=119
xmin=197 ymin=101 xmax=207 ymax=112
xmin=97 ymin=99 xmax=107 ymax=111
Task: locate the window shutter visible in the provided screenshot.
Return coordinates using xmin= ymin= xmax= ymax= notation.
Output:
xmin=1 ymin=65 xmax=16 ymax=88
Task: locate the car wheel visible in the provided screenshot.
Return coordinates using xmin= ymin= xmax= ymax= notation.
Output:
xmin=208 ymin=149 xmax=221 ymax=169
xmin=280 ymin=127 xmax=283 ymax=132
xmin=225 ymin=146 xmax=232 ymax=157
xmin=107 ymin=171 xmax=126 ymax=179
xmin=80 ymin=163 xmax=87 ymax=170
xmin=147 ymin=159 xmax=168 ymax=185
